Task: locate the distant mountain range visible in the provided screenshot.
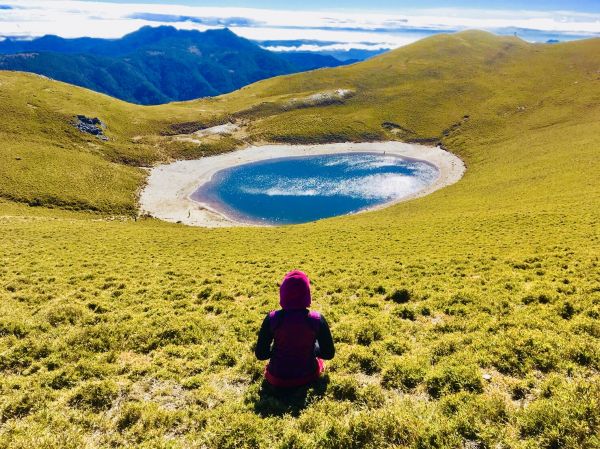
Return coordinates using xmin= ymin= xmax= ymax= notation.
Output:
xmin=0 ymin=26 xmax=348 ymax=105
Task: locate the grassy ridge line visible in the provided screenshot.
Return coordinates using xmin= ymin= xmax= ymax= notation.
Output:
xmin=242 ymin=34 xmax=599 ymax=145
xmin=2 ymin=31 xmax=600 ymax=214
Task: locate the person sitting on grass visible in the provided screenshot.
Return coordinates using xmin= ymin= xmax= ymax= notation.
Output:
xmin=255 ymin=270 xmax=335 ymax=388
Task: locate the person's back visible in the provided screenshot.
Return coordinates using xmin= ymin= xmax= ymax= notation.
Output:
xmin=255 ymin=270 xmax=335 ymax=387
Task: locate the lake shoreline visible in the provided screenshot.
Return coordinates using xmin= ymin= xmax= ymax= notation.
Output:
xmin=139 ymin=142 xmax=466 ymax=228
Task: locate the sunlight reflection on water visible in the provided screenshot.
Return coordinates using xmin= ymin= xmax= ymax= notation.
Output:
xmin=191 ymin=152 xmax=438 ymax=225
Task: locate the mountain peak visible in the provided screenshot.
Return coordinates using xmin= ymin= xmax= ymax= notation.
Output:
xmin=121 ymin=25 xmax=179 ymax=43
xmin=0 ymin=25 xmax=343 ymax=105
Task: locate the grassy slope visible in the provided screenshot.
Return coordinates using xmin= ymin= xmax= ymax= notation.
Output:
xmin=0 ymin=73 xmax=235 ymax=213
xmin=0 ymin=32 xmax=599 ymax=448
xmin=2 ymin=32 xmax=598 ymax=213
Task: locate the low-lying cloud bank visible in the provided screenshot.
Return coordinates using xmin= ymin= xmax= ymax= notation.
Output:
xmin=1 ymin=1 xmax=599 ymax=56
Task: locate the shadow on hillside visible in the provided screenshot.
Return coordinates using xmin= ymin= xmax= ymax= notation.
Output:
xmin=252 ymin=375 xmax=330 ymax=417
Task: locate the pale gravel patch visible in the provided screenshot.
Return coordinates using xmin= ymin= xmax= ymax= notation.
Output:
xmin=173 ymin=123 xmax=240 ymax=145
xmin=139 ymin=142 xmax=465 ymax=228
xmin=193 ymin=122 xmax=239 ymax=136
xmin=285 ymin=89 xmax=354 ymax=109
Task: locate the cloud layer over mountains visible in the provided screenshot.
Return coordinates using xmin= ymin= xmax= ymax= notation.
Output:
xmin=1 ymin=0 xmax=599 ymax=55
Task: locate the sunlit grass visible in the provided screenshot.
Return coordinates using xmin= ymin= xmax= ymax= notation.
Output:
xmin=0 ymin=31 xmax=599 ymax=448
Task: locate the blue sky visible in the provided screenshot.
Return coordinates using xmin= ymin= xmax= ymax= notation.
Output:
xmin=81 ymin=0 xmax=600 ymax=13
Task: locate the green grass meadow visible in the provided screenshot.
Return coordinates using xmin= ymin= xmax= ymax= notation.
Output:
xmin=0 ymin=31 xmax=599 ymax=448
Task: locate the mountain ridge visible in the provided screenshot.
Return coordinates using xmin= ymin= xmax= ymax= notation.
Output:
xmin=0 ymin=26 xmax=347 ymax=104
xmin=1 ymin=30 xmax=598 ymax=214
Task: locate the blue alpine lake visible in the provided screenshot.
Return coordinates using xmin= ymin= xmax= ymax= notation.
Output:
xmin=191 ymin=152 xmax=439 ymax=225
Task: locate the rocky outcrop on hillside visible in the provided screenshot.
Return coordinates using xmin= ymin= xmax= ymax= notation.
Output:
xmin=74 ymin=115 xmax=108 ymax=141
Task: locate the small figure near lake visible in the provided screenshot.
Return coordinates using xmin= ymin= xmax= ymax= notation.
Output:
xmin=255 ymin=270 xmax=335 ymax=387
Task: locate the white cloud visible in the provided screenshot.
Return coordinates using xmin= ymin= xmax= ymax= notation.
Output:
xmin=262 ymin=44 xmax=391 ymax=52
xmin=0 ymin=0 xmax=598 ymax=48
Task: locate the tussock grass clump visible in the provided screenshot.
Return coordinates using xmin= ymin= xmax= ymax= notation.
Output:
xmin=517 ymin=378 xmax=599 ymax=449
xmin=425 ymin=363 xmax=483 ymax=398
xmin=382 ymin=358 xmax=426 ymax=391
xmin=387 ymin=288 xmax=412 ymax=304
xmin=1 ymin=391 xmax=47 ymax=422
xmin=69 ymin=380 xmax=119 ymax=411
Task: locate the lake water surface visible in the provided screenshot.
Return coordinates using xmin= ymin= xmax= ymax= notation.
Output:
xmin=191 ymin=152 xmax=438 ymax=225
